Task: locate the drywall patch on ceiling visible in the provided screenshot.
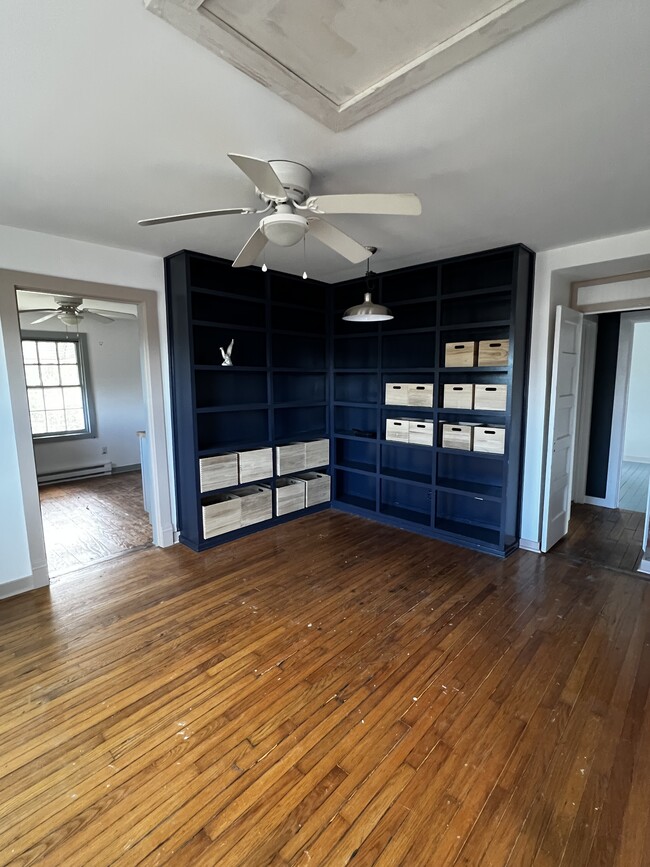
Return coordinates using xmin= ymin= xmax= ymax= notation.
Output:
xmin=144 ymin=0 xmax=578 ymax=131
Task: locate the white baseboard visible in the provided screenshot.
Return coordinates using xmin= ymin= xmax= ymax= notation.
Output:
xmin=31 ymin=561 xmax=50 ymax=588
xmin=584 ymin=495 xmax=615 ymax=508
xmin=113 ymin=463 xmax=141 ymax=474
xmin=519 ymin=538 xmax=541 ymax=553
xmin=158 ymin=523 xmax=177 ymax=547
xmin=38 ymin=462 xmax=112 ymax=485
xmin=0 ymin=565 xmax=49 ymax=600
xmin=623 ymin=456 xmax=650 ymax=465
xmin=637 ymin=559 xmax=650 ymax=575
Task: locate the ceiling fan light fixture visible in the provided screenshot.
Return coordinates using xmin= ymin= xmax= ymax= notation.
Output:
xmin=343 ymin=291 xmax=393 ymax=322
xmin=259 ymin=213 xmax=308 ymax=247
xmin=59 ymin=311 xmax=81 ymax=326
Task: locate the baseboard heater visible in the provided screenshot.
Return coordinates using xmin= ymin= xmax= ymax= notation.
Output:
xmin=38 ymin=462 xmax=112 ymax=485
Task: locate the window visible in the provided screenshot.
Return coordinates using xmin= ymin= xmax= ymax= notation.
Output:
xmin=21 ymin=333 xmax=95 ymax=439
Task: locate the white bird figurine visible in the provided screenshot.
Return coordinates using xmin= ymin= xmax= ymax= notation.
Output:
xmin=220 ymin=338 xmax=234 ymax=366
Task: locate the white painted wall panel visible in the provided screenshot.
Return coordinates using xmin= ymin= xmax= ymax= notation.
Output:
xmin=623 ymin=321 xmax=650 ymax=462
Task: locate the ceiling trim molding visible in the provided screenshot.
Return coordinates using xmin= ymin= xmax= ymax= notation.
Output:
xmin=144 ymin=0 xmax=578 ymax=131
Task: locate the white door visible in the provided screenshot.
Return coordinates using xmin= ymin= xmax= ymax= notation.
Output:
xmin=541 ymin=306 xmax=584 ymax=552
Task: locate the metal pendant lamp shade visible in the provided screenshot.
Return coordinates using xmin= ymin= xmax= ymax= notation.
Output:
xmin=342 ymin=291 xmax=393 ymax=321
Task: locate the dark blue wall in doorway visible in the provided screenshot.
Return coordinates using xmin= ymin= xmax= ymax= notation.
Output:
xmin=586 ymin=313 xmax=621 ymax=499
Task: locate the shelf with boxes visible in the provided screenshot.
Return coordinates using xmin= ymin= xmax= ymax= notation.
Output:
xmin=383 ymin=379 xmax=436 ymax=448
xmin=437 ymin=337 xmax=509 ymax=460
xmin=439 ymin=422 xmax=506 ymax=455
xmin=330 ymin=245 xmax=533 ymax=556
xmin=166 ymin=251 xmax=331 ymax=551
xmin=199 ymin=439 xmax=331 ymax=539
xmin=166 ymin=244 xmax=532 ymax=557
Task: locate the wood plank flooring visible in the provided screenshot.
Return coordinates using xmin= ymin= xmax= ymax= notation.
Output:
xmin=553 ymin=503 xmax=644 ymax=573
xmin=39 ymin=471 xmax=152 ymax=576
xmin=1 ymin=511 xmax=649 ymax=866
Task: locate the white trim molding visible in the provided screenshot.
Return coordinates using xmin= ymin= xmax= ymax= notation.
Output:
xmin=0 ymin=266 xmax=176 ymax=597
xmin=519 ymin=538 xmax=541 ymax=553
xmin=145 ymin=0 xmax=578 ymax=131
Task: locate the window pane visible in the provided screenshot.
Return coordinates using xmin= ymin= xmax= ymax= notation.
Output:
xmin=30 ymin=411 xmax=46 ymax=434
xmin=37 ymin=341 xmax=58 ymax=364
xmin=44 ymin=387 xmax=64 ymax=410
xmin=40 ymin=365 xmax=61 ymax=386
xmin=22 ymin=341 xmax=38 ymax=364
xmin=24 ymin=337 xmax=90 ymax=438
xmin=28 ymin=388 xmax=45 ymax=411
xmin=45 ymin=410 xmax=66 ymax=432
xmin=63 ymin=386 xmax=83 ymax=409
xmin=65 ymin=409 xmax=85 ymax=431
xmin=57 ymin=342 xmax=78 ymax=364
xmin=60 ymin=365 xmax=80 ymax=385
xmin=24 ymin=365 xmax=41 ymax=386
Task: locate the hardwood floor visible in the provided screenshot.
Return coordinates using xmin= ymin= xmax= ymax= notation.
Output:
xmin=1 ymin=511 xmax=649 ymax=866
xmin=39 ymin=471 xmax=152 ymax=576
xmin=553 ymin=503 xmax=644 ymax=573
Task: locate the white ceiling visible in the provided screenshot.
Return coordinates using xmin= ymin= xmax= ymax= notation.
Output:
xmin=1 ymin=0 xmax=649 ymax=283
xmin=147 ymin=0 xmax=577 ymax=129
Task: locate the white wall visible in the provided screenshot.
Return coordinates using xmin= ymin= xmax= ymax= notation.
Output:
xmin=0 ymin=224 xmax=172 ymax=597
xmin=575 ymin=276 xmax=650 ymax=311
xmin=27 ymin=316 xmax=146 ymax=474
xmin=520 ymin=227 xmax=650 ymax=550
xmin=623 ymin=321 xmax=650 ymax=463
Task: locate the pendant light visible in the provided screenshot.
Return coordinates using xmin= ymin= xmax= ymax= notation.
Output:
xmin=342 ymin=250 xmax=393 ymax=322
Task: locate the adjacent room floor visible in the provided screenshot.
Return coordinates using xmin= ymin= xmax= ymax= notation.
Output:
xmin=619 ymin=460 xmax=650 ymax=512
xmin=38 ymin=470 xmax=152 ymax=576
xmin=553 ymin=502 xmax=645 ymax=573
xmin=1 ymin=510 xmax=649 ymax=866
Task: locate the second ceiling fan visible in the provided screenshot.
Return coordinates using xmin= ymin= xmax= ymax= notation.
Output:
xmin=138 ymin=154 xmax=422 ymax=268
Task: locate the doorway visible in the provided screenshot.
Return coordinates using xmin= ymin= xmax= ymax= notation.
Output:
xmin=16 ymin=289 xmax=154 ymax=576
xmin=549 ymin=308 xmax=650 ymax=574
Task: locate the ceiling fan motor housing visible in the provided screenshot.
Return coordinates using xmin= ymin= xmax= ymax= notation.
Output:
xmin=265 ymin=160 xmax=312 ymax=203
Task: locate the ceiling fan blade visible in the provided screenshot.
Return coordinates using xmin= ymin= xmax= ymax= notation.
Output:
xmin=83 ymin=308 xmax=136 ymax=319
xmin=307 ymin=219 xmax=371 ymax=264
xmin=228 ymin=154 xmax=287 ymax=200
xmin=232 ymin=228 xmax=268 ymax=269
xmin=81 ymin=311 xmax=114 ymax=324
xmin=30 ymin=311 xmax=60 ymax=324
xmin=19 ymin=308 xmax=56 ymax=316
xmin=304 ymin=193 xmax=422 ymax=216
xmin=138 ymin=207 xmax=252 ymax=227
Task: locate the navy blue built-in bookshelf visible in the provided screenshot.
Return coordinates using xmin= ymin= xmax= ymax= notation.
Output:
xmin=165 ymin=244 xmax=533 ymax=556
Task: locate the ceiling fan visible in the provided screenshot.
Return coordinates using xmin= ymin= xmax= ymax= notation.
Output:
xmin=138 ymin=154 xmax=422 ymax=268
xmin=20 ymin=296 xmax=137 ymax=327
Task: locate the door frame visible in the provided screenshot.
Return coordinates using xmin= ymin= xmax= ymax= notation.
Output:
xmin=0 ymin=268 xmax=175 ymax=593
xmin=571 ymin=316 xmax=598 ymax=504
